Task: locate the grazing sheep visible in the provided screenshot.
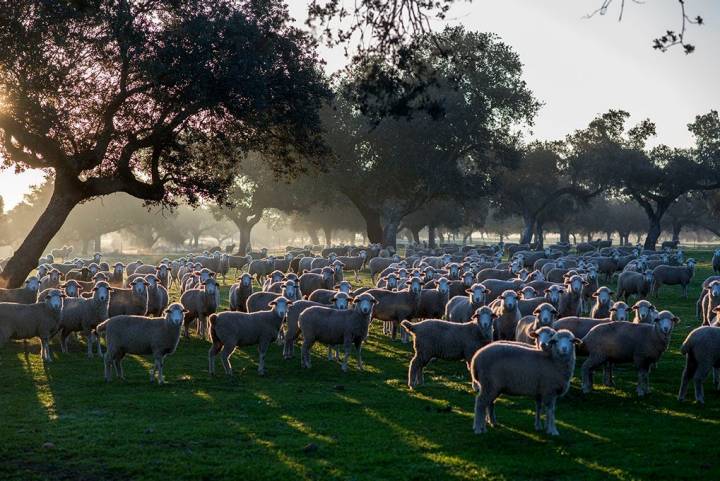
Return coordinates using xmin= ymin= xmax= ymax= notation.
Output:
xmin=445 ymin=284 xmax=490 ymax=323
xmin=367 ymin=277 xmax=424 ymax=342
xmin=402 ymin=306 xmax=495 ymax=389
xmin=0 ymin=276 xmax=40 ymax=304
xmin=337 ymin=252 xmax=367 ymax=281
xmin=490 ymin=290 xmax=522 ymax=341
xmin=678 ymin=325 xmax=720 ymax=404
xmin=57 ymin=281 xmax=111 ymax=357
xmin=180 ymin=278 xmax=219 ymax=339
xmin=515 ymin=303 xmax=558 ymax=345
xmin=208 ymin=297 xmax=292 ymax=376
xmin=631 ymin=300 xmax=656 ymax=324
xmin=108 ymin=277 xmax=150 ymax=318
xmin=470 ymin=329 xmax=580 ymax=435
xmin=652 ymin=259 xmax=696 ymax=298
xmin=145 ymin=275 xmax=169 ymax=317
xmin=581 ymin=310 xmax=679 ymax=396
xmin=229 ymin=273 xmax=254 ymax=312
xmin=0 ymin=288 xmax=65 ymax=362
xmin=701 ymin=280 xmax=720 ymax=326
xmin=97 ymin=303 xmax=186 ymax=384
xmin=298 ymin=293 xmax=377 ymax=371
xmin=299 ymin=267 xmax=335 ymax=298
xmin=589 ymin=286 xmax=614 ymax=319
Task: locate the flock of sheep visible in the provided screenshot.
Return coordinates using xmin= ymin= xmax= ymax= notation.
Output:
xmin=1 ymin=242 xmax=720 ymax=436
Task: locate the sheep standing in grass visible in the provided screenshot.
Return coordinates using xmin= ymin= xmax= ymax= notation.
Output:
xmin=589 ymin=286 xmax=614 ymax=319
xmin=616 ymin=270 xmax=654 ymax=302
xmin=337 ymin=251 xmax=367 ymax=281
xmin=299 ymin=267 xmax=335 ymax=298
xmin=298 ymin=293 xmax=377 ymax=371
xmin=208 ymin=297 xmax=292 ymax=376
xmin=367 ymin=277 xmax=424 ymax=342
xmin=145 ymin=274 xmax=169 ymax=317
xmin=229 ymin=273 xmax=254 ymax=312
xmin=283 ymin=293 xmax=351 ymax=359
xmin=57 ymin=281 xmax=111 ymax=357
xmin=581 ymin=310 xmax=678 ymax=396
xmin=180 ymin=278 xmax=219 ymax=339
xmin=631 ymin=300 xmax=657 ymax=324
xmin=97 ymin=303 xmax=186 ymax=384
xmin=557 ymin=274 xmax=586 ymax=317
xmin=515 ymin=303 xmax=558 ymax=345
xmin=700 ymin=280 xmax=720 ymax=326
xmin=0 ymin=288 xmax=65 ymax=362
xmin=491 ymin=290 xmax=522 ymax=341
xmin=652 ymin=259 xmax=696 ymax=298
xmin=470 ymin=329 xmax=580 ymax=435
xmin=108 ymin=277 xmax=149 ymax=318
xmin=445 ymin=283 xmax=490 ymax=323
xmin=0 ymin=276 xmax=40 ymax=304
xmin=416 ymin=277 xmax=450 ymax=319
xmin=402 ymin=306 xmax=495 ymax=389
xmin=678 ymin=325 xmax=720 ymax=404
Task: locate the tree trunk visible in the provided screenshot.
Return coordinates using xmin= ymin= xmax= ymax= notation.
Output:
xmin=410 ymin=228 xmax=421 ymax=244
xmin=644 ymin=215 xmax=662 ymax=251
xmin=672 ymin=222 xmax=682 ymax=243
xmin=428 ymin=225 xmax=437 ymax=248
xmin=0 ymin=180 xmax=82 ymax=288
xmin=306 ymin=228 xmax=320 ymax=246
xmin=82 ymin=237 xmax=91 ymax=255
xmin=323 ymin=226 xmax=332 ymax=247
xmin=382 ymin=222 xmax=399 ymax=249
xmin=533 ymin=223 xmax=544 ymax=249
xmin=94 ymin=235 xmax=102 ymax=253
xmin=559 ymin=226 xmax=570 ymax=244
xmin=606 ymin=231 xmax=612 ymax=241
xmin=520 ymin=214 xmax=535 ymax=245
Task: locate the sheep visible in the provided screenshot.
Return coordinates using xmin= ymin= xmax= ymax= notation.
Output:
xmin=155 ymin=264 xmax=171 ymax=288
xmin=515 ymin=303 xmax=558 ymax=345
xmin=337 ymin=251 xmax=367 ymax=281
xmin=369 ymin=255 xmax=401 ymax=280
xmin=65 ymin=266 xmax=92 ymax=282
xmin=617 ymin=270 xmax=654 ymax=302
xmin=246 ymin=280 xmax=301 ymax=312
xmin=445 ymin=284 xmax=490 ymax=323
xmin=581 ymin=310 xmax=679 ymax=396
xmin=491 ymin=290 xmax=522 ymax=341
xmin=652 ymin=259 xmax=696 ymax=298
xmin=39 ymin=269 xmax=63 ymax=292
xmin=248 ymin=258 xmax=275 ymax=286
xmin=262 ymin=270 xmax=286 ymax=291
xmin=208 ymin=297 xmax=292 ymax=376
xmin=57 ymin=281 xmax=111 ymax=357
xmin=108 ymin=277 xmax=150 ymax=318
xmin=631 ymin=299 xmax=657 ymax=324
xmin=229 ymin=273 xmax=254 ymax=312
xmin=476 ymin=267 xmax=516 ymax=282
xmin=470 ymin=329 xmax=580 ymax=435
xmin=126 ymin=260 xmax=144 ymax=276
xmin=557 ymin=275 xmax=586 ymax=317
xmin=0 ymin=276 xmax=40 ymax=304
xmin=133 ymin=264 xmax=158 ymax=275
xmin=180 ymin=278 xmax=219 ymax=339
xmin=416 ymin=277 xmax=450 ymax=319
xmin=97 ymin=303 xmax=186 ymax=384
xmin=227 ymin=254 xmax=251 ymax=273
xmin=298 ymin=292 xmax=377 ymax=371
xmin=110 ymin=263 xmax=125 ymax=287
xmin=678 ymin=325 xmax=720 ymax=404
xmin=39 ymin=253 xmax=54 ymax=266
xmin=307 ymin=281 xmax=353 ymax=305
xmin=402 ymin=306 xmax=495 ymax=389
xmin=480 ymin=279 xmax=525 ymax=302
xmin=0 ymin=288 xmax=65 ymax=362
xmin=366 ymin=277 xmax=424 ymax=342
xmin=700 ymin=280 xmax=720 ymax=326
xmin=554 ymin=301 xmax=629 ymax=340
xmin=59 ymin=280 xmax=83 ymax=298
xmin=589 ymin=286 xmax=614 ymax=319
xmin=283 ymin=292 xmax=351 ymax=359
xmin=51 ymin=245 xmax=73 ymax=262
xmin=145 ymin=274 xmax=169 ymax=317
xmin=299 ymin=267 xmax=334 ymax=298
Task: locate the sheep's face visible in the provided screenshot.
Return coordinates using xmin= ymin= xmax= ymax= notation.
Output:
xmin=533 ymin=326 xmax=556 ymax=352
xmin=633 ymin=302 xmax=653 ymax=322
xmin=329 ymin=253 xmax=337 ymax=261
xmin=545 ymin=286 xmax=562 ymax=305
xmin=533 ymin=271 xmax=546 ymax=282
xmin=569 ymin=276 xmax=584 ymax=294
xmin=166 ymin=304 xmax=185 ymax=326
xmin=337 ymin=282 xmax=352 ymax=294
xmin=594 ymin=288 xmax=612 ymax=305
xmin=644 ymin=271 xmax=654 ymax=284
xmin=556 ymin=260 xmax=565 ymax=269
xmin=93 ymin=283 xmax=110 ymax=302
xmin=519 ymin=287 xmax=536 ymax=300
xmin=241 ymin=274 xmax=252 ymax=287
xmin=26 ymin=277 xmax=40 ymax=292
xmin=65 ymin=282 xmax=80 ymax=298
xmin=74 ymin=260 xmax=84 ymax=268
xmin=113 ymin=264 xmax=124 ymax=275
xmin=687 ymin=259 xmax=697 ymax=269
xmin=285 ymin=253 xmax=293 ymax=261
xmin=282 ymin=282 xmax=297 ymax=299
xmin=333 ymin=294 xmax=350 ymax=310
xmin=470 ymin=286 xmax=486 ymax=304
xmin=46 ymin=290 xmax=64 ymax=311
xmin=271 ymin=272 xmax=284 ymax=284
xmin=38 ymin=266 xmax=49 ymax=278
xmin=359 ymin=251 xmax=367 ymax=259
xmin=535 ymin=304 xmax=557 ymax=326
xmin=408 ymin=277 xmax=423 ymax=295
xmin=203 ymin=279 xmax=218 ymax=295
xmin=93 ymin=253 xmax=102 ymax=262
xmin=501 ymin=291 xmax=518 ymax=310
xmin=437 ymin=278 xmax=450 ymax=295
xmin=386 ymin=275 xmax=399 ymax=290
xmin=334 ymin=264 xmax=343 ymax=275
xmin=442 ymin=254 xmax=452 ymax=264
xmin=146 ymin=276 xmax=158 ymax=288
xmin=710 ymin=281 xmax=720 ymax=298
xmin=510 ymin=261 xmax=521 ymax=274
xmin=549 ymin=330 xmax=579 ymax=358
xmin=50 ymin=270 xmax=61 ymax=282
xmin=354 ymin=294 xmax=375 ymax=315
xmin=322 ymin=269 xmax=334 ymax=283
xmin=89 ymin=264 xmax=98 ymax=275
xmin=462 ymin=272 xmax=474 ymax=287
xmin=132 ymin=279 xmax=148 ymax=295
xmin=610 ymin=302 xmax=629 ymax=322
xmin=474 ymin=308 xmax=494 ymax=338
xmin=449 ymin=264 xmax=459 ymax=278
xmin=271 ymin=298 xmax=290 ymax=318
xmin=654 ymin=313 xmax=677 ymax=335
xmin=158 ymin=265 xmax=169 ymax=276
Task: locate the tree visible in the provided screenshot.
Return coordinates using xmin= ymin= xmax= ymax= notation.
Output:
xmin=324 ymin=27 xmax=537 ymax=248
xmin=569 ymin=110 xmax=720 ymax=250
xmin=0 ymin=0 xmax=327 ymax=287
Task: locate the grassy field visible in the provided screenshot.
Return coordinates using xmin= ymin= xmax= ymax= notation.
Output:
xmin=1 ymin=251 xmax=719 ymax=481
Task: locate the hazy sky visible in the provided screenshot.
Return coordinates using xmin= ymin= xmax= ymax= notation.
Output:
xmin=1 ymin=0 xmax=718 ymax=209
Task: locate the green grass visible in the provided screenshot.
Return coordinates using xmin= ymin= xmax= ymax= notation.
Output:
xmin=2 ymin=251 xmax=720 ymax=481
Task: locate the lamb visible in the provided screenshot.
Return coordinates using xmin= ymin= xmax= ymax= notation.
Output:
xmin=57 ymin=281 xmax=111 ymax=357
xmin=337 ymin=252 xmax=367 ymax=281
xmin=229 ymin=273 xmax=254 ymax=312
xmin=581 ymin=310 xmax=679 ymax=396
xmin=652 ymin=259 xmax=696 ymax=298
xmin=145 ymin=274 xmax=169 ymax=317
xmin=491 ymin=290 xmax=522 ymax=341
xmin=283 ymin=292 xmax=351 ymax=359
xmin=589 ymin=286 xmax=614 ymax=319
xmin=470 ymin=329 xmax=580 ymax=435
xmin=299 ymin=267 xmax=334 ymax=298
xmin=616 ymin=270 xmax=654 ymax=302
xmin=366 ymin=277 xmax=424 ymax=341
xmin=402 ymin=306 xmax=495 ymax=389
xmin=246 ymin=281 xmax=301 ymax=312
xmin=515 ymin=303 xmax=558 ymax=345
xmin=0 ymin=288 xmax=65 ymax=362
xmin=631 ymin=299 xmax=656 ymax=324
xmin=208 ymin=297 xmax=292 ymax=376
xmin=108 ymin=277 xmax=150 ymax=318
xmin=298 ymin=293 xmax=377 ymax=371
xmin=678 ymin=325 xmax=720 ymax=404
xmin=445 ymin=283 xmax=490 ymax=323
xmin=180 ymin=278 xmax=219 ymax=339
xmin=416 ymin=277 xmax=450 ymax=319
xmin=97 ymin=303 xmax=186 ymax=384
xmin=0 ymin=276 xmax=40 ymax=304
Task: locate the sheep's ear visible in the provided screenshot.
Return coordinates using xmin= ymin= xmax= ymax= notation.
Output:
xmin=573 ymin=338 xmax=583 ymax=346
xmin=672 ymin=316 xmax=680 ymax=324
xmin=269 ymin=300 xmax=277 ymax=306
xmin=608 ymin=290 xmax=615 ymax=295
xmin=183 ymin=309 xmax=191 ymax=314
xmin=591 ymin=293 xmax=598 ymax=298
xmin=528 ymin=329 xmax=538 ymax=338
xmin=465 ymin=289 xmax=473 ymax=294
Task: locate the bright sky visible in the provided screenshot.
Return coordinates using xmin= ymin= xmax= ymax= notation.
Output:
xmin=1 ymin=0 xmax=718 ymax=209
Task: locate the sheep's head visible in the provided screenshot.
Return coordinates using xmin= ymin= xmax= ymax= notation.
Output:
xmin=567 ymin=275 xmax=585 ymax=295
xmin=269 ymin=297 xmax=292 ymax=318
xmin=63 ymin=280 xmax=82 ymax=298
xmin=385 ymin=274 xmax=399 ymax=290
xmin=654 ymin=310 xmax=679 ymax=335
xmin=448 ymin=263 xmax=459 ymax=278
xmin=158 ymin=264 xmax=169 ymax=276
xmin=500 ymin=290 xmax=518 ymax=310
xmin=643 ymin=270 xmax=654 ymax=284
xmin=530 ymin=326 xmax=557 ymax=352
xmin=37 ymin=265 xmax=49 ymax=278
xmin=686 ymin=258 xmax=697 ymax=269
xmin=93 ymin=253 xmax=102 ymax=262
xmin=270 ymin=270 xmax=284 ymax=284
xmin=145 ymin=275 xmax=159 ymax=288
xmin=74 ymin=260 xmax=84 ymax=268
xmin=131 ymin=278 xmax=149 ymax=295
xmin=436 ymin=277 xmax=450 ymax=295
xmin=359 ymin=250 xmax=367 ymax=259
xmin=50 ymin=269 xmax=61 ymax=282
xmin=531 ymin=270 xmax=545 ymax=282
xmin=44 ymin=288 xmax=65 ymax=311
xmin=113 ymin=263 xmax=125 ymax=274
xmin=23 ymin=276 xmax=40 ymax=292
xmin=281 ymin=280 xmax=297 ymax=299
xmin=92 ymin=282 xmax=111 ymax=303
xmin=610 ymin=301 xmax=629 ymax=322
xmin=202 ymin=278 xmax=218 ymax=295
xmin=353 ymin=293 xmax=377 ymax=315
xmin=442 ymin=254 xmax=452 ymax=264
xmin=533 ymin=303 xmax=558 ymax=326
xmin=547 ymin=329 xmax=580 ymax=358
xmin=328 ymin=253 xmax=337 ymax=261
xmin=406 ymin=276 xmax=423 ymax=295
xmin=462 ymin=271 xmax=474 ymax=287
xmin=336 ymin=281 xmax=352 ymax=294
xmin=332 ymin=292 xmax=351 ymax=310
xmin=556 ymin=260 xmax=566 ymax=269
xmin=632 ymin=300 xmax=654 ymax=323
xmin=592 ymin=287 xmax=613 ymax=305
xmin=240 ymin=273 xmax=253 ymax=287
xmin=333 ymin=261 xmax=344 ymax=275
xmin=519 ymin=286 xmax=537 ymax=300
xmin=165 ymin=303 xmax=186 ymax=326
xmin=709 ymin=280 xmax=720 ymax=298
xmin=472 ymin=306 xmax=495 ymax=339
xmin=88 ymin=263 xmax=99 ymax=275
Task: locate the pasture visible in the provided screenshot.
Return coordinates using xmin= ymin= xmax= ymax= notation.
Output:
xmin=1 ymin=250 xmax=719 ymax=481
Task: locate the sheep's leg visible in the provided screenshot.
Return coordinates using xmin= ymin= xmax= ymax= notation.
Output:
xmin=301 ymin=339 xmax=312 ymax=369
xmin=60 ymin=331 xmax=70 ymax=354
xmin=581 ymin=356 xmax=602 ymax=393
xmin=42 ymin=338 xmax=52 ymax=362
xmin=602 ymin=362 xmax=615 ymax=387
xmin=534 ymin=398 xmax=544 ymax=431
xmin=354 ymin=270 xmax=359 ymax=282
xmin=103 ymin=353 xmax=112 ymax=382
xmin=355 ymin=340 xmax=363 ymax=370
xmin=485 ymin=401 xmax=497 ymax=427
xmin=693 ymin=364 xmax=711 ymax=404
xmin=544 ymin=397 xmax=559 ymax=436
xmin=473 ymin=390 xmax=492 ymax=434
xmin=257 ymin=342 xmax=268 ymax=375
xmin=150 ymin=359 xmax=157 ymax=383
xmin=208 ymin=342 xmax=222 ymax=375
xmin=327 ymin=346 xmax=335 ymax=361
xmin=117 ymin=358 xmax=125 ymax=380
xmin=636 ymin=368 xmax=649 ymax=397
xmin=220 ymin=345 xmax=235 ymax=375
xmin=94 ymin=333 xmax=103 ymax=358
xmin=341 ymin=339 xmax=351 ymax=372
xmin=283 ymin=329 xmax=295 ymax=360
xmin=678 ymin=355 xmax=696 ymax=401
